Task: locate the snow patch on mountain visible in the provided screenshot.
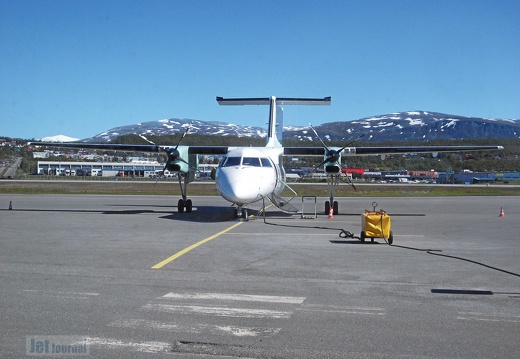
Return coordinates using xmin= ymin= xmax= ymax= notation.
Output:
xmin=40 ymin=135 xmax=80 ymax=142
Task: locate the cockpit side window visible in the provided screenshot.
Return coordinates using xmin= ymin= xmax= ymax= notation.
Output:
xmin=260 ymin=158 xmax=272 ymax=167
xmin=222 ymin=157 xmax=241 ymax=167
xmin=242 ymin=157 xmax=261 ymax=167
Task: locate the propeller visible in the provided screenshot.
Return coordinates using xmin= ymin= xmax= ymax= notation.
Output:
xmin=139 ymin=125 xmax=192 ymax=180
xmin=305 ymin=125 xmax=365 ymax=190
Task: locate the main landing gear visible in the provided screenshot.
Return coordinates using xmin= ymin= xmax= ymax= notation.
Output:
xmin=325 ymin=200 xmax=339 ymax=216
xmin=177 ymin=174 xmax=193 ymax=213
xmin=177 ymin=198 xmax=192 ymax=213
xmin=325 ymin=174 xmax=340 ymax=215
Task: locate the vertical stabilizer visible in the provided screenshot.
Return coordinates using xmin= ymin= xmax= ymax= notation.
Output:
xmin=276 ymin=105 xmax=283 ymax=144
xmin=266 ymin=96 xmax=283 ymax=148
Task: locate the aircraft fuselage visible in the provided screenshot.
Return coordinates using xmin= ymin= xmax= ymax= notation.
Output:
xmin=215 ymin=147 xmax=284 ymax=207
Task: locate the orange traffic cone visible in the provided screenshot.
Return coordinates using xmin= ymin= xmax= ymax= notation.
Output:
xmin=8 ymin=201 xmax=12 ymax=210
xmin=328 ymin=207 xmax=334 ymax=219
xmin=499 ymin=207 xmax=505 ymax=217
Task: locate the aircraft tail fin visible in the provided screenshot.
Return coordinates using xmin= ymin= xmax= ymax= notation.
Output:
xmin=216 ymin=96 xmax=331 ymax=148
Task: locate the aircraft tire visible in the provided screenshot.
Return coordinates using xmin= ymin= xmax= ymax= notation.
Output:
xmin=325 ymin=201 xmax=330 ymax=215
xmin=178 ymin=199 xmax=185 ymax=213
xmin=185 ymin=199 xmax=193 ymax=213
xmin=333 ymin=201 xmax=339 ymax=215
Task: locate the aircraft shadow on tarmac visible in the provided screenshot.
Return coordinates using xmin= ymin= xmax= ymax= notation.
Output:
xmin=160 ymin=206 xmax=238 ymax=222
xmin=4 ymin=204 xmax=288 ymax=223
xmin=6 ymin=206 xmax=237 ymax=223
xmin=4 ymin=205 xmax=425 ymax=225
xmin=5 ymin=207 xmax=175 ymax=216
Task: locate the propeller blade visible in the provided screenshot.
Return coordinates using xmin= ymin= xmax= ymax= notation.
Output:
xmin=338 ymin=174 xmax=357 ymax=190
xmin=336 ymin=133 xmax=366 ymax=154
xmin=335 ymin=161 xmax=357 ymax=190
xmin=177 ymin=157 xmax=190 ymax=166
xmin=174 ymin=124 xmax=191 ymax=150
xmin=138 ymin=134 xmax=156 ymax=145
xmin=310 ymin=125 xmax=330 ymax=152
xmin=303 ymin=157 xmax=331 ymax=179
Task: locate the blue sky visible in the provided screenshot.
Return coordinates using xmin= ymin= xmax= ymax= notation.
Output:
xmin=1 ymin=0 xmax=519 ymax=140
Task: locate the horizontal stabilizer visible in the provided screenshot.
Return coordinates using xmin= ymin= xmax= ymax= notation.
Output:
xmin=217 ymin=97 xmax=331 ymax=106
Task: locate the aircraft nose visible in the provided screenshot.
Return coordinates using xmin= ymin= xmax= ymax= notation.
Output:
xmin=216 ymin=168 xmax=264 ymax=204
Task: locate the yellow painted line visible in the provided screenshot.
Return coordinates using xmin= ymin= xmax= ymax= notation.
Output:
xmin=151 ymin=221 xmax=244 ymax=269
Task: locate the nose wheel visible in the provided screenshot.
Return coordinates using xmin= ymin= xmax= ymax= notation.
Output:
xmin=233 ymin=207 xmax=249 ymax=220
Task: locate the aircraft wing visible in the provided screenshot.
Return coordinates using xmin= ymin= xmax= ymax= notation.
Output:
xmin=31 ymin=141 xmax=503 ymax=156
xmin=29 ymin=142 xmax=230 ymax=155
xmin=284 ymin=145 xmax=504 ymax=156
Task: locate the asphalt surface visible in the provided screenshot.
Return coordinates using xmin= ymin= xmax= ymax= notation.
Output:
xmin=1 ymin=194 xmax=519 ymax=358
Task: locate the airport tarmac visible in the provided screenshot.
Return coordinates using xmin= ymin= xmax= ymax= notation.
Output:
xmin=1 ymin=194 xmax=519 ymax=358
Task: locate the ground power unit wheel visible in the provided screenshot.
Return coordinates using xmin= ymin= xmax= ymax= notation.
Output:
xmin=388 ymin=231 xmax=394 ymax=245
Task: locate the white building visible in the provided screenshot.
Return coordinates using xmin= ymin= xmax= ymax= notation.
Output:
xmin=36 ymin=161 xmax=165 ymax=177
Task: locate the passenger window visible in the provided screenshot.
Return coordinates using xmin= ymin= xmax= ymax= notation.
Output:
xmin=242 ymin=157 xmax=261 ymax=167
xmin=260 ymin=158 xmax=272 ymax=167
xmin=223 ymin=157 xmax=241 ymax=167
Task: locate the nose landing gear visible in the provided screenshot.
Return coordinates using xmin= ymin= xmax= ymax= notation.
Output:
xmin=233 ymin=206 xmax=249 ymax=220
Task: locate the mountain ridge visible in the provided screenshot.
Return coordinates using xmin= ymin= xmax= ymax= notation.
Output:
xmin=74 ymin=111 xmax=519 ymax=143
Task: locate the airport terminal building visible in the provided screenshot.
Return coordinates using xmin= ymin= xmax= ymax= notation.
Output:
xmin=36 ymin=161 xmax=217 ymax=178
xmin=36 ymin=161 xmax=165 ymax=177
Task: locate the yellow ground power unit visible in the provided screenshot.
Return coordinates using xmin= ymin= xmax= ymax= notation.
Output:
xmin=360 ymin=208 xmax=394 ymax=244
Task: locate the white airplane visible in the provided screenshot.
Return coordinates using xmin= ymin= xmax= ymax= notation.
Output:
xmin=30 ymin=96 xmax=503 ymax=218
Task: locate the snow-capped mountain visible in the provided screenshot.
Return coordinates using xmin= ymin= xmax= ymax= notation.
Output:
xmin=40 ymin=135 xmax=80 ymax=142
xmin=84 ymin=118 xmax=267 ymax=142
xmin=286 ymin=111 xmax=520 ymax=142
xmin=80 ymin=112 xmax=519 ymax=143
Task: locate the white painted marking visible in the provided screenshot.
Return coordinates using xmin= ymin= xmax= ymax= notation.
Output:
xmin=109 ymin=319 xmax=281 ymax=337
xmin=143 ymin=303 xmax=292 ymax=319
xmin=299 ymin=304 xmax=385 ymax=316
xmin=109 ymin=319 xmax=183 ymax=331
xmin=162 ymin=292 xmax=305 ymax=304
xmin=457 ymin=312 xmax=520 ymax=323
xmin=22 ymin=290 xmax=100 ymax=299
xmin=216 ymin=325 xmax=280 ymax=337
xmin=87 ymin=337 xmax=169 ymax=353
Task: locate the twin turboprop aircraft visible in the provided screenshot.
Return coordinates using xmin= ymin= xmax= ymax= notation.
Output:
xmin=31 ymin=96 xmax=503 ymax=219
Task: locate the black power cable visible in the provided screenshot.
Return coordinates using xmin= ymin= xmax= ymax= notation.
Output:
xmin=258 ymin=199 xmax=520 ymax=279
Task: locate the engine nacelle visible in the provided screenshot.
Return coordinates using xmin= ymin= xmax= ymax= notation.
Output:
xmin=324 ymin=163 xmax=341 ymax=174
xmin=163 ymin=146 xmax=194 ymax=174
xmin=323 ymin=146 xmax=342 ymax=174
